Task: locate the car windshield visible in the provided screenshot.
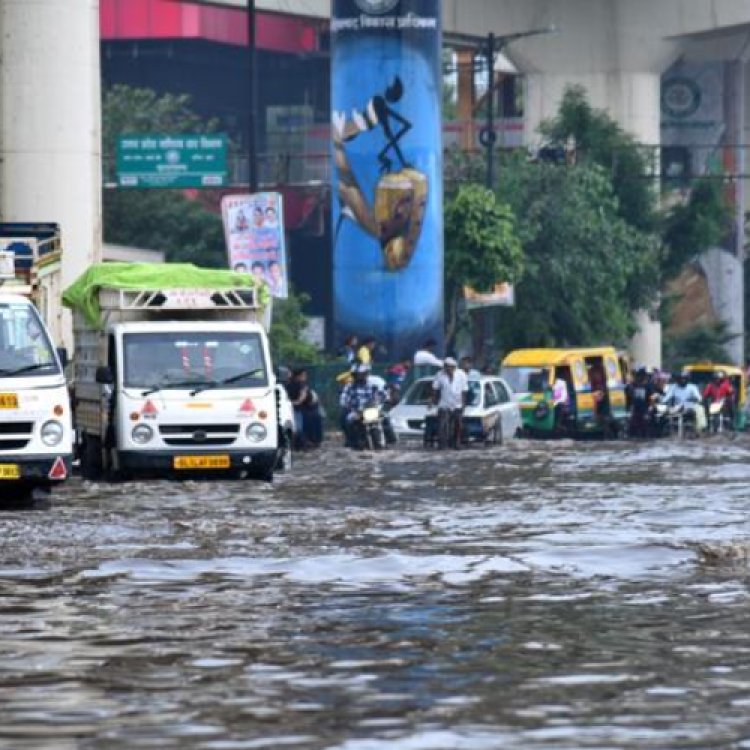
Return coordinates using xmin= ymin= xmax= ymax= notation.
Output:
xmin=501 ymin=366 xmax=550 ymax=394
xmin=123 ymin=331 xmax=268 ymax=390
xmin=0 ymin=302 xmax=59 ymax=378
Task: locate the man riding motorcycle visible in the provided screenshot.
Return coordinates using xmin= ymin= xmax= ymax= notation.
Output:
xmin=663 ymin=370 xmax=706 ymax=432
xmin=340 ymin=364 xmax=384 ymax=449
xmin=702 ymin=370 xmax=735 ymax=431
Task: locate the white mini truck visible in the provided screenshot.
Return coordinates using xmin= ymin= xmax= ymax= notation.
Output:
xmin=69 ymin=271 xmax=290 ymax=482
xmin=0 ymin=292 xmax=73 ymax=490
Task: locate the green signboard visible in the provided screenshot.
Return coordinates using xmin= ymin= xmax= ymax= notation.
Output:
xmin=116 ymin=133 xmax=228 ymax=188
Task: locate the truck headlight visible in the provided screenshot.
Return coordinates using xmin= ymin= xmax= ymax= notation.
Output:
xmin=40 ymin=420 xmax=64 ymax=447
xmin=131 ymin=424 xmax=154 ymax=445
xmin=246 ymin=422 xmax=267 ymax=442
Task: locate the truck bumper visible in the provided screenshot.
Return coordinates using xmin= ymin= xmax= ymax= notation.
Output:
xmin=117 ymin=448 xmax=280 ymax=477
xmin=0 ymin=454 xmax=73 ymax=486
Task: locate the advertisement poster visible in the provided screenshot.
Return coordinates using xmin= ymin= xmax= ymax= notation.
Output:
xmin=221 ymin=192 xmax=288 ymax=299
xmin=331 ymin=0 xmax=443 ymax=359
xmin=463 ymin=283 xmax=515 ymax=311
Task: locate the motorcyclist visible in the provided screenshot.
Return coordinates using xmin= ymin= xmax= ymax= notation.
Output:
xmin=702 ymin=370 xmax=735 ymax=430
xmin=340 ymin=363 xmax=382 ymax=449
xmin=664 ymin=370 xmax=706 ymax=432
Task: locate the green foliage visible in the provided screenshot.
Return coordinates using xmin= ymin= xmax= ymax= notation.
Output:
xmin=494 ymin=153 xmax=660 ymax=350
xmin=661 ymin=180 xmax=732 ymax=281
xmin=445 ymin=184 xmax=524 ymax=291
xmin=540 ymin=85 xmax=656 ymax=232
xmin=663 ymin=321 xmax=736 ymax=371
xmin=443 ymin=184 xmax=523 ymax=344
xmin=269 ymin=291 xmax=322 ymax=366
xmin=104 ymin=189 xmax=227 ymax=268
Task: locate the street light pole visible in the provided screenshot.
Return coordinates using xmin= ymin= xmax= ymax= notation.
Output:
xmin=247 ymin=0 xmax=258 ymax=192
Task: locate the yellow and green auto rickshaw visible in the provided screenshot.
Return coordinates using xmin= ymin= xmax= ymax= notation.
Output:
xmin=683 ymin=362 xmax=747 ymax=431
xmin=500 ymin=347 xmax=628 ymax=437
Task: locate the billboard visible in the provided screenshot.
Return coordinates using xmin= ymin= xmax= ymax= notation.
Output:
xmin=117 ymin=134 xmax=228 ymax=188
xmin=331 ymin=0 xmax=443 ymax=359
xmin=221 ymin=192 xmax=288 ymax=299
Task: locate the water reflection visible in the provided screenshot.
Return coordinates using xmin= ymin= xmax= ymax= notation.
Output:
xmin=1 ymin=438 xmax=750 ymax=748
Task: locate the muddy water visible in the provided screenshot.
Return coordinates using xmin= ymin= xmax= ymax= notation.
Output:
xmin=2 ymin=439 xmax=750 ymax=749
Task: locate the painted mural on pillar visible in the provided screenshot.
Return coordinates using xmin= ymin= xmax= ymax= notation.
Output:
xmin=331 ymin=0 xmax=443 ymax=360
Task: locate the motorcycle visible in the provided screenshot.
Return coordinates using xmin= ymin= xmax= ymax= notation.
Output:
xmin=652 ymin=400 xmax=698 ymax=439
xmin=359 ymin=401 xmax=386 ymax=450
xmin=706 ymin=398 xmax=727 ymax=434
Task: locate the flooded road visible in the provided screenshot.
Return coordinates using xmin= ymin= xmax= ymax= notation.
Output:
xmin=2 ymin=438 xmax=750 ymax=749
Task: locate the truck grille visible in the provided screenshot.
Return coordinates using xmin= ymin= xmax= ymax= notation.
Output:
xmin=0 ymin=421 xmax=34 ymax=451
xmin=158 ymin=423 xmax=240 ymax=447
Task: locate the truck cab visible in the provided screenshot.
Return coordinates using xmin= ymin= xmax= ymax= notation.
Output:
xmin=0 ymin=293 xmax=73 ymax=489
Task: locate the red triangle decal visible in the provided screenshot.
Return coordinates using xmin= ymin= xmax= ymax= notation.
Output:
xmin=142 ymin=400 xmax=158 ymax=416
xmin=48 ymin=457 xmax=67 ymax=481
xmin=240 ymin=398 xmax=255 ymax=413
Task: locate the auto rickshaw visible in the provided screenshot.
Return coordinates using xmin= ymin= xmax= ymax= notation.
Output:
xmin=682 ymin=362 xmax=747 ymax=431
xmin=500 ymin=347 xmax=628 ymax=437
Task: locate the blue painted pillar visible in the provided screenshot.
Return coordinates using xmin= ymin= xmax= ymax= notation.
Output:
xmin=331 ymin=0 xmax=443 ymax=360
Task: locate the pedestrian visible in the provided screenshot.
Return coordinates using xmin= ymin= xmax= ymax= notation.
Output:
xmin=286 ymin=368 xmax=310 ymax=449
xmin=340 ymin=334 xmax=359 ymax=364
xmin=432 ymin=357 xmax=468 ymax=449
xmin=357 ymin=336 xmax=376 ymax=366
xmin=459 ymin=355 xmax=481 ymax=380
xmin=413 ymin=338 xmax=443 ymax=368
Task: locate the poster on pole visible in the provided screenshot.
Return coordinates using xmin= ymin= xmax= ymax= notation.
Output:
xmin=463 ymin=283 xmax=515 ymax=310
xmin=221 ymin=192 xmax=288 ymax=299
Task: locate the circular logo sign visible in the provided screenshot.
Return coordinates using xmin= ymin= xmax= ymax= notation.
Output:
xmin=354 ymin=0 xmax=399 ymax=14
xmin=661 ymin=77 xmax=702 ymax=119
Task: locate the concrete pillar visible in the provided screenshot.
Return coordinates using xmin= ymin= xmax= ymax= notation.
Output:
xmin=0 ymin=0 xmax=102 ymax=349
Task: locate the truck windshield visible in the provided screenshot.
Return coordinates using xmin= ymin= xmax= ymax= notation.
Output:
xmin=0 ymin=302 xmax=59 ymax=378
xmin=123 ymin=331 xmax=269 ymax=390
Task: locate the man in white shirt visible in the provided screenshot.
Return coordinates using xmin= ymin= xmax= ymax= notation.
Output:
xmin=664 ymin=370 xmax=706 ymax=431
xmin=432 ymin=357 xmax=468 ymax=449
xmin=413 ymin=338 xmax=443 ymax=369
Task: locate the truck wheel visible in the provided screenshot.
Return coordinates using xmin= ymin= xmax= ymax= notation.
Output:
xmin=81 ymin=434 xmax=103 ymax=480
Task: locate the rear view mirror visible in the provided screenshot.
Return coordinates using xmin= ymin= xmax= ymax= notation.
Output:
xmin=95 ymin=366 xmax=114 ymax=385
xmin=56 ymin=347 xmax=69 ymax=369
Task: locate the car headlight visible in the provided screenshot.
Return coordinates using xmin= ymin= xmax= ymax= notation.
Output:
xmin=131 ymin=424 xmax=154 ymax=445
xmin=40 ymin=420 xmax=64 ymax=447
xmin=246 ymin=422 xmax=267 ymax=442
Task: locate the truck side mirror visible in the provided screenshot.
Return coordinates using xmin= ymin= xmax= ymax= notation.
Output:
xmin=56 ymin=347 xmax=69 ymax=369
xmin=95 ymin=366 xmax=114 ymax=385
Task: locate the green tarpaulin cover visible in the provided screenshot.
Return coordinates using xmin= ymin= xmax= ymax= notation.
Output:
xmin=62 ymin=262 xmax=270 ymax=329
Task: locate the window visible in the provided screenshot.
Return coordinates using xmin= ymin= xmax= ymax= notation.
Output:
xmin=404 ymin=379 xmax=435 ymax=406
xmin=0 ymin=303 xmax=59 ymax=378
xmin=494 ymin=380 xmax=511 ymax=403
xmin=484 ymin=383 xmax=499 ymax=407
xmin=122 ymin=331 xmax=268 ymax=389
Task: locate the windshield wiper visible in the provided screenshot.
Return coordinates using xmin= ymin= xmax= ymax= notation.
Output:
xmin=142 ymin=379 xmax=212 ymax=396
xmin=190 ymin=369 xmax=264 ymax=396
xmin=0 ymin=363 xmax=56 ymax=377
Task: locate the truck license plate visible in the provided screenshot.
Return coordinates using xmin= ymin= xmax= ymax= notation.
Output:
xmin=173 ymin=455 xmax=231 ymax=470
xmin=0 ymin=393 xmax=19 ymax=409
xmin=0 ymin=464 xmax=21 ymax=480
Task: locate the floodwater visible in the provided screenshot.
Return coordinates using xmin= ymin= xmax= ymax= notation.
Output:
xmin=2 ymin=438 xmax=750 ymax=749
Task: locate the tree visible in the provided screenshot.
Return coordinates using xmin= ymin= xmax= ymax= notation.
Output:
xmin=661 ymin=179 xmax=732 ymax=281
xmin=269 ymin=291 xmax=322 ymax=365
xmin=444 ymin=184 xmax=523 ymax=348
xmin=494 ymin=153 xmax=660 ymax=351
xmin=539 ymin=85 xmax=657 ymax=233
xmin=102 ymin=84 xmax=226 ymax=268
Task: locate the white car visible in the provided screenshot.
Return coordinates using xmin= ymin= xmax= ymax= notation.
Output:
xmin=389 ymin=375 xmax=522 ymax=444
